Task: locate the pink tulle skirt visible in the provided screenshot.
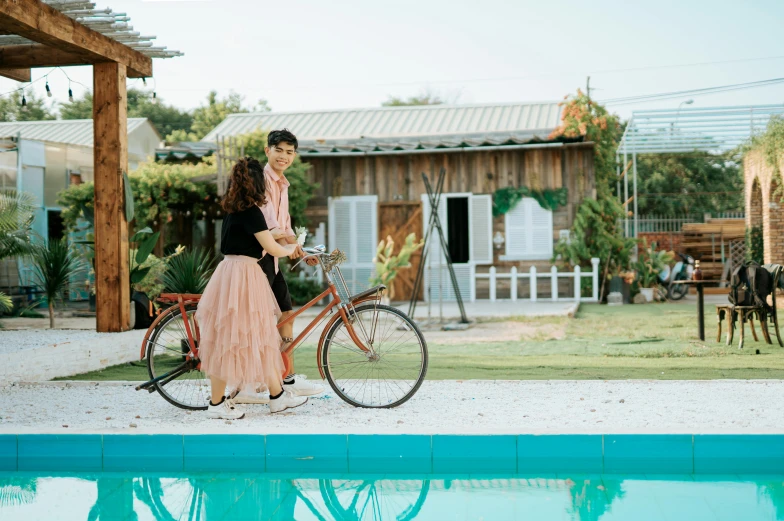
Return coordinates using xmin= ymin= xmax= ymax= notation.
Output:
xmin=195 ymin=255 xmax=284 ymax=392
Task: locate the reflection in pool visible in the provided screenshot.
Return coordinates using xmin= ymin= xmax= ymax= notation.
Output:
xmin=1 ymin=474 xmax=783 ymax=520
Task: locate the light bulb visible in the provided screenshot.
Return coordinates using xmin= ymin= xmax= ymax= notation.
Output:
xmin=142 ymin=77 xmax=147 ymax=86
xmin=45 ymin=82 xmax=52 ymax=98
xmin=68 ymin=88 xmax=74 ymax=102
xmin=21 ymin=94 xmax=26 ymax=108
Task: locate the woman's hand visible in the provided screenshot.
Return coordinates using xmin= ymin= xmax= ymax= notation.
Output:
xmin=255 ymin=230 xmax=297 ymax=258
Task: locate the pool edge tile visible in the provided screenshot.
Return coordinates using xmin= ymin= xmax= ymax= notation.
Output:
xmin=0 ymin=435 xmax=17 ymax=471
xmin=604 ymin=434 xmax=693 ymax=474
xmin=694 ymin=434 xmax=784 ymax=474
xmin=103 ymin=434 xmax=184 ymax=472
xmin=266 ymin=434 xmax=348 ymax=473
xmin=348 ymin=434 xmax=432 ymax=474
xmin=18 ymin=434 xmax=102 ymax=472
xmin=518 ymin=435 xmax=603 ymax=474
xmin=184 ymin=434 xmax=265 ymax=472
xmin=432 ymin=435 xmax=517 ymax=474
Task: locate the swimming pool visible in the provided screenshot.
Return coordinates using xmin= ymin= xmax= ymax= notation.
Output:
xmin=1 ymin=472 xmax=783 ymax=520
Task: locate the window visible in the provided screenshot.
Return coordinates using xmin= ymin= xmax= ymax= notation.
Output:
xmin=501 ymin=198 xmax=553 ymax=260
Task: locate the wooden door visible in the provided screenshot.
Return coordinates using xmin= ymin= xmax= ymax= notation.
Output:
xmin=379 ymin=201 xmax=423 ymax=301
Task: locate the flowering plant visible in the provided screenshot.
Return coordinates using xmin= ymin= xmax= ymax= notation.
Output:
xmin=294 ymin=226 xmax=308 ymax=247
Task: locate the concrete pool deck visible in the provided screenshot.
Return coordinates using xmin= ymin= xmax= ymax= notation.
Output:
xmin=1 ymin=379 xmax=782 ymax=435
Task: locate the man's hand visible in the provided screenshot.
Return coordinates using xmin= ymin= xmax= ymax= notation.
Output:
xmin=305 ymin=257 xmax=319 ymax=266
xmin=289 ymin=244 xmax=306 ymax=260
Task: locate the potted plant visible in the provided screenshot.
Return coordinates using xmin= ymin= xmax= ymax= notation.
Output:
xmin=634 ymin=240 xmax=674 ymax=302
xmin=369 ymin=233 xmax=424 ymax=305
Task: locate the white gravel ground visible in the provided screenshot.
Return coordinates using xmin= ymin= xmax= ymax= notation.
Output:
xmin=1 ymin=379 xmax=782 ymax=434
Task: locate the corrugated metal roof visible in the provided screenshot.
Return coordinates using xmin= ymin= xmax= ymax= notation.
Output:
xmin=201 ymin=102 xmax=563 ymax=154
xmin=0 ymin=118 xmax=152 ymax=148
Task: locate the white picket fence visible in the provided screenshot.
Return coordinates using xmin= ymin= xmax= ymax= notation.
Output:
xmin=475 ymin=258 xmax=601 ymax=303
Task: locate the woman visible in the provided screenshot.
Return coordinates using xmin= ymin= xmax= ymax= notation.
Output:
xmin=196 ymin=157 xmax=308 ymax=419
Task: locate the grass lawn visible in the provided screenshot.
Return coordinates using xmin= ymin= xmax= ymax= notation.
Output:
xmin=61 ymin=303 xmax=784 ymax=381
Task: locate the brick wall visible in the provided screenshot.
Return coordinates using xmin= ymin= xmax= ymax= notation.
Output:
xmin=744 ymin=150 xmax=784 ymax=264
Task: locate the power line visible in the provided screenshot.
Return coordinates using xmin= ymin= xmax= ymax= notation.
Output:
xmin=601 ymin=77 xmax=784 ymax=106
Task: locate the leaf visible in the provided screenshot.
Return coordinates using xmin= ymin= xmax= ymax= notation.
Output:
xmin=130 ymin=266 xmax=151 ymax=284
xmin=123 ymin=170 xmax=135 ymax=223
xmin=134 ymin=231 xmax=160 ymax=265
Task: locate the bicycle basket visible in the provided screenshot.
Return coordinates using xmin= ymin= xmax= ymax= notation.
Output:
xmin=324 ymin=249 xmax=352 ymax=303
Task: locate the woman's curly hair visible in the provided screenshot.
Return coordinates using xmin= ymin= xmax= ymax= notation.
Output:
xmin=221 ymin=156 xmax=268 ymax=213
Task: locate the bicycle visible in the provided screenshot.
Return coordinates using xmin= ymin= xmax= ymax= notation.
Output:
xmin=135 ymin=245 xmax=428 ymax=410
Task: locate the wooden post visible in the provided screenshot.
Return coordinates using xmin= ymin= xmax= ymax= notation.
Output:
xmin=93 ymin=62 xmax=130 ymax=332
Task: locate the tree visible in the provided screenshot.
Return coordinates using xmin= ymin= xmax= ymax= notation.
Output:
xmin=635 ymin=153 xmax=742 ymax=216
xmin=0 ymin=90 xmax=56 ymax=122
xmin=58 ymin=91 xmax=93 ymax=120
xmin=60 ymin=88 xmax=193 ymax=139
xmin=184 ymin=90 xmax=269 ymax=142
xmin=382 ymin=88 xmax=449 ymax=107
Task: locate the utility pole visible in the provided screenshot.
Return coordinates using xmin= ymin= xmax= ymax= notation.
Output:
xmin=586 ymin=76 xmax=591 ymax=102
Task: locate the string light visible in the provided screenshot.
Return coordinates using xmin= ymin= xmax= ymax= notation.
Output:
xmin=45 ymin=81 xmax=52 ymax=98
xmin=68 ymin=86 xmax=74 ymax=102
xmin=142 ymin=77 xmax=147 ymax=86
xmin=21 ymin=93 xmax=27 ymax=109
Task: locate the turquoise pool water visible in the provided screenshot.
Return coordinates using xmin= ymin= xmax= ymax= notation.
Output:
xmin=1 ymin=473 xmax=783 ymax=520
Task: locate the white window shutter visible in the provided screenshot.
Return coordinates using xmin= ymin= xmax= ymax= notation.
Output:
xmin=329 ymin=196 xmax=378 ymax=295
xmin=328 ymin=197 xmax=353 ymax=255
xmin=503 ymin=198 xmax=553 ymax=260
xmin=530 ymin=199 xmax=553 ymax=258
xmin=470 ymin=194 xmax=492 ymax=265
xmin=504 ymin=201 xmax=528 ymax=258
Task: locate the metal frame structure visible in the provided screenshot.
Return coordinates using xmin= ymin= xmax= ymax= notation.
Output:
xmin=617 ymin=104 xmax=784 ymax=238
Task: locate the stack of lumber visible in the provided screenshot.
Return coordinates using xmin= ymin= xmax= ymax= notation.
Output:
xmin=681 ymin=219 xmax=745 ymax=282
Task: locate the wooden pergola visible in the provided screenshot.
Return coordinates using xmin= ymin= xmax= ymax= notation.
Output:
xmin=0 ymin=0 xmax=182 ymax=332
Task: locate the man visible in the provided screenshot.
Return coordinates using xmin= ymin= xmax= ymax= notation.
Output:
xmin=234 ymin=129 xmax=324 ymax=404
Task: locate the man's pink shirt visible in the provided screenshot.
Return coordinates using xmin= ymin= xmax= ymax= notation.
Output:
xmin=259 ymin=163 xmax=292 ymax=273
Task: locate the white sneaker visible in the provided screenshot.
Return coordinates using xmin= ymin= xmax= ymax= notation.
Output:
xmin=283 ymin=375 xmax=325 ymax=397
xmin=206 ymin=398 xmax=245 ymax=420
xmin=269 ymin=391 xmax=308 ymax=414
xmin=232 ymin=388 xmax=271 ymax=404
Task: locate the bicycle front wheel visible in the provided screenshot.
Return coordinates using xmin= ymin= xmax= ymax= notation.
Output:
xmin=145 ymin=304 xmax=210 ymax=411
xmin=321 ymin=303 xmax=428 ymax=408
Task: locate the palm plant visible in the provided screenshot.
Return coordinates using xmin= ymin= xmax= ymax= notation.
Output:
xmin=30 ymin=237 xmax=86 ymax=328
xmin=0 ymin=189 xmax=36 ymax=315
xmin=162 ymin=247 xmax=215 ymax=294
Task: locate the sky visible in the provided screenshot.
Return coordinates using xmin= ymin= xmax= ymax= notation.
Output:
xmin=3 ymin=0 xmax=784 ymax=120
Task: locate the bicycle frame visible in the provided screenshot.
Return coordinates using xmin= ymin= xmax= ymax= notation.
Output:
xmin=139 ymin=261 xmax=383 ymax=380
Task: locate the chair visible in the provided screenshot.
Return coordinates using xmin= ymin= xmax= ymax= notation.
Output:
xmin=717 ymin=264 xmax=783 ymax=348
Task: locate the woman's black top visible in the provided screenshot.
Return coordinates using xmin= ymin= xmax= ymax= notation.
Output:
xmin=220 ymin=206 xmax=268 ymax=258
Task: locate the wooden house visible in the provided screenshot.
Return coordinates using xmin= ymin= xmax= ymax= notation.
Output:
xmin=204 ymin=102 xmax=596 ymax=301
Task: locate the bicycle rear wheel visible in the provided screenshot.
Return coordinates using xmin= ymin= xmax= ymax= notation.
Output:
xmin=145 ymin=304 xmax=210 ymax=411
xmin=321 ymin=303 xmax=428 ymax=408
